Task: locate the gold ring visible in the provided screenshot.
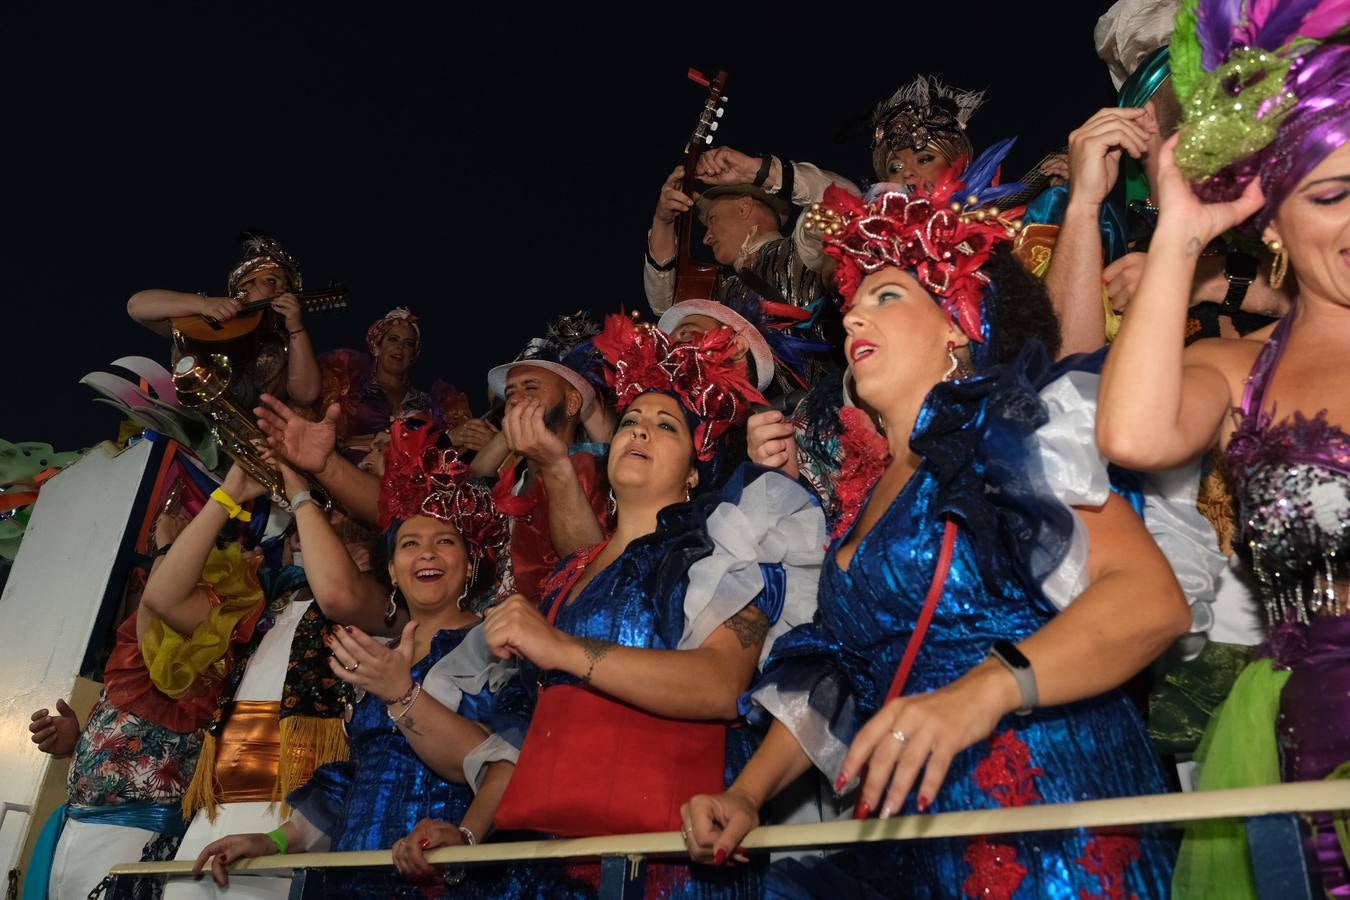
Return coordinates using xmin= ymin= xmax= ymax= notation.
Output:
xmin=343 ymin=661 xmax=359 ymax=673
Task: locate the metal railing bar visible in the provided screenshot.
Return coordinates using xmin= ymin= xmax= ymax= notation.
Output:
xmin=107 ymin=780 xmax=1350 ymax=877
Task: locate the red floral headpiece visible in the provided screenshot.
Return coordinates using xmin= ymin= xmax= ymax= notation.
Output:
xmin=379 ymin=419 xmax=508 ymax=567
xmin=806 ymin=156 xmax=1024 ymax=343
xmin=592 ymin=313 xmax=767 ymax=462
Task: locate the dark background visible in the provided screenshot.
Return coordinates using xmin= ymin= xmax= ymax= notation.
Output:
xmin=5 ymin=4 xmax=1117 ymax=453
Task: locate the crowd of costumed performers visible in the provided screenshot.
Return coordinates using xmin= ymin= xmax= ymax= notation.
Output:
xmin=18 ymin=0 xmax=1350 ymax=897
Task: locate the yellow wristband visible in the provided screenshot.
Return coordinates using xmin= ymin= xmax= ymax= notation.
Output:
xmin=210 ymin=487 xmax=253 ymax=522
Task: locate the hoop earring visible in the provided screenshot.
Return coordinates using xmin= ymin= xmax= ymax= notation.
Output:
xmin=1267 ymin=240 xmax=1289 ymax=291
xmin=385 ymin=587 xmax=399 ymax=626
xmin=607 ymin=489 xmax=617 ymax=518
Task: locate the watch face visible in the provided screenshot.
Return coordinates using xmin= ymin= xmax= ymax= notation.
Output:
xmin=993 ymin=639 xmax=1031 ymax=669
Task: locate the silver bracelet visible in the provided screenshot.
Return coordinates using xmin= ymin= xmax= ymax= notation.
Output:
xmin=289 ymin=490 xmax=319 ymax=512
xmin=457 ymin=825 xmax=477 ymax=846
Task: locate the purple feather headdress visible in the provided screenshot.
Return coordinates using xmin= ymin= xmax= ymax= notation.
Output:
xmin=1171 ymin=0 xmax=1350 ymax=227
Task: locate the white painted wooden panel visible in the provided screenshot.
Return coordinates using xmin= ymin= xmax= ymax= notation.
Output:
xmin=0 ymin=440 xmax=153 ymax=876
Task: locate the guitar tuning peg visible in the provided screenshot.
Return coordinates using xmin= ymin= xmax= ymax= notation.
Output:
xmin=704 ymin=134 xmax=714 ymax=145
xmin=715 ymin=108 xmax=724 ymax=118
xmin=721 ymin=96 xmax=729 ymax=104
xmin=709 ymin=121 xmax=719 ymax=132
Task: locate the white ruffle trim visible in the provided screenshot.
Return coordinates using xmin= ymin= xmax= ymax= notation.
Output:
xmin=679 ymin=471 xmax=826 ymax=665
xmin=421 ymin=623 xmax=518 ymax=712
xmin=1035 ymin=370 xmax=1227 ymax=651
xmin=1033 ymin=370 xmax=1112 ymax=609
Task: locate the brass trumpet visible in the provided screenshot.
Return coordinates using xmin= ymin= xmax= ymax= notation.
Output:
xmin=172 ymin=353 xmax=324 ymax=511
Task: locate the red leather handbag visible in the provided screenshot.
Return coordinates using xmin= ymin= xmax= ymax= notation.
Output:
xmin=494 ymin=684 xmax=727 ymax=837
xmin=494 ymin=546 xmax=728 ymax=837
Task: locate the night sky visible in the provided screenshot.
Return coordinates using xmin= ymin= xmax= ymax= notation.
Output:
xmin=7 ymin=4 xmax=1116 ymax=453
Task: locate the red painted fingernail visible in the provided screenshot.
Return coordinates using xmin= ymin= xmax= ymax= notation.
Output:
xmin=853 ymin=801 xmax=872 ymax=820
xmin=713 ymin=849 xmax=726 ymax=866
xmin=917 ymin=795 xmax=930 ymax=812
xmin=418 ymin=838 xmax=430 ymax=849
xmin=834 ymin=773 xmax=848 ymax=792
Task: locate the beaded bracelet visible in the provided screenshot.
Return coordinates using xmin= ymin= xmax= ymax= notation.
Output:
xmin=387 ymin=682 xmax=422 ymax=723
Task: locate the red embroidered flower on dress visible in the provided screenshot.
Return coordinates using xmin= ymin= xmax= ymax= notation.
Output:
xmin=974 ymin=729 xmax=1045 ymax=808
xmin=831 ymin=406 xmax=893 ymax=540
xmin=538 ymin=539 xmax=611 ymax=608
xmin=592 ymin=313 xmax=766 ymax=462
xmin=1077 ymin=832 xmax=1142 ymax=900
xmin=962 ymin=840 xmax=1029 ymax=900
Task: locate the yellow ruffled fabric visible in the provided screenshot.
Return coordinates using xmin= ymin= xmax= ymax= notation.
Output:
xmin=142 ymin=543 xmax=265 ymax=698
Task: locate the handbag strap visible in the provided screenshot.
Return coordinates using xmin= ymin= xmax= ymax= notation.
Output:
xmin=883 ymin=519 xmax=959 ymax=704
xmin=543 ymin=539 xmax=611 ymax=627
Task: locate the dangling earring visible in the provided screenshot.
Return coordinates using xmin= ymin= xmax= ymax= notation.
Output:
xmin=385 ymin=587 xmax=399 ymax=626
xmin=457 ymin=559 xmax=477 ymax=612
xmin=943 ymin=341 xmax=961 ymax=382
xmin=685 ymin=482 xmax=693 ymax=502
xmin=1267 ymin=240 xmax=1289 ymax=291
xmin=607 ymin=489 xmax=617 ymax=518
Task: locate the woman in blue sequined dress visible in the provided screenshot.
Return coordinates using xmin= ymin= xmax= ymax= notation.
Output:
xmin=190 ymin=421 xmax=534 ymax=897
xmin=682 ymin=151 xmax=1192 ymax=899
xmin=466 ymin=315 xmax=825 ymax=898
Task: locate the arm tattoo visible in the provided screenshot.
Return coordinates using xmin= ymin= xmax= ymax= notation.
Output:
xmin=722 ymin=607 xmax=770 ymax=650
xmin=578 ymin=637 xmax=616 ymax=683
xmin=395 ymin=714 xmax=424 ymax=737
xmin=1184 ymin=237 xmax=1203 ymax=258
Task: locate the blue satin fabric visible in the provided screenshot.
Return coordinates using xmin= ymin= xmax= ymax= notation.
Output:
xmin=288 ymin=625 xmax=535 ymax=898
xmin=759 ymin=351 xmax=1176 ymax=898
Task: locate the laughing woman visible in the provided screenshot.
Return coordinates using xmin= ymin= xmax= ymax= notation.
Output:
xmin=682 ymin=151 xmax=1190 ymax=898
xmin=190 ymin=424 xmax=523 ymax=898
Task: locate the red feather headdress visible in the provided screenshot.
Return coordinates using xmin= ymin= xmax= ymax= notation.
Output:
xmin=805 ymin=150 xmax=1025 ymax=342
xmin=379 ymin=420 xmax=508 ymax=568
xmin=592 ymin=313 xmax=767 ymax=462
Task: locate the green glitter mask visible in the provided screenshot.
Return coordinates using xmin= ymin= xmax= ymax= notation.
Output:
xmin=1175 ymin=47 xmax=1297 ymax=182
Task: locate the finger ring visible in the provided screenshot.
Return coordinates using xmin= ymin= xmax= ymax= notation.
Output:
xmin=891 ymin=728 xmax=907 ymax=743
xmin=680 ymin=827 xmax=690 ymax=841
xmin=342 ymin=661 xmax=359 ymax=673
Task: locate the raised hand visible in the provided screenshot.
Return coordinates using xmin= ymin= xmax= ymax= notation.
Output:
xmin=655 ymin=166 xmax=698 ymax=226
xmin=199 ymin=296 xmax=242 ymax=323
xmin=1066 ymin=107 xmax=1156 ymax=209
xmin=270 ymin=292 xmax=304 ymax=333
xmin=501 ymin=398 xmax=568 ymax=469
xmin=696 ymin=147 xmax=763 ymax=186
xmin=483 ymin=593 xmax=574 ymax=670
xmin=29 ymin=699 xmax=80 ymax=756
xmin=449 ymin=418 xmax=499 ymax=452
xmin=255 ymin=394 xmax=338 ymax=474
xmin=745 ymin=410 xmax=798 ymax=476
xmin=327 ymin=620 xmax=417 ymax=703
xmin=220 ymin=461 xmax=271 ymax=504
xmin=1153 ymin=133 xmax=1266 ymax=247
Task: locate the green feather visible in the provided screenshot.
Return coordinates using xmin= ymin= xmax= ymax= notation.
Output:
xmin=1171 ymin=0 xmax=1204 ymax=106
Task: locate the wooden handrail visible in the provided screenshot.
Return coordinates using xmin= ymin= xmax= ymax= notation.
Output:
xmin=109 ymin=780 xmax=1350 ymax=877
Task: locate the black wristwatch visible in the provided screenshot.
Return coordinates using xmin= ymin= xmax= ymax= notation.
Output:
xmin=987 ymin=640 xmax=1038 ymax=716
xmin=1222 ymin=249 xmax=1259 ymax=313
